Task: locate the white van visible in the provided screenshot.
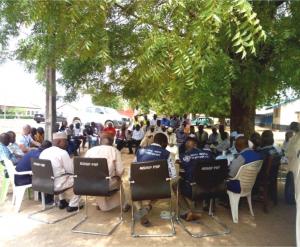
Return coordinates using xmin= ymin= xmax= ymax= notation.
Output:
xmin=69 ymin=105 xmax=130 ymax=128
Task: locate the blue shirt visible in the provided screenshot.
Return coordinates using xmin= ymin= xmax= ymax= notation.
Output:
xmin=179 ymin=148 xmax=214 ymax=183
xmin=136 ymin=143 xmax=176 ymax=178
xmin=0 ymin=143 xmax=18 ymax=164
xmin=15 ymin=149 xmax=42 ymax=186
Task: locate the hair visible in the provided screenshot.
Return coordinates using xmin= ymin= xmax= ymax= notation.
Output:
xmin=261 ymin=130 xmax=274 ymax=147
xmin=153 ymin=133 xmax=168 ymax=146
xmin=250 ymin=132 xmax=261 ymax=148
xmin=37 ymin=127 xmax=44 ymax=134
xmin=100 ymin=136 xmax=114 ymax=146
xmin=290 ymin=122 xmax=299 ymax=132
xmin=0 ymin=133 xmax=10 ymax=146
xmin=39 ymin=140 xmax=52 ymax=151
xmin=220 ymin=131 xmax=229 ymax=141
xmin=6 ymin=130 xmax=16 ymax=138
xmin=235 ymin=136 xmax=249 ymax=150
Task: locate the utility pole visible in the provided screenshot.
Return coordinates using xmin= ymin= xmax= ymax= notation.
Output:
xmin=45 ymin=66 xmax=56 ymax=141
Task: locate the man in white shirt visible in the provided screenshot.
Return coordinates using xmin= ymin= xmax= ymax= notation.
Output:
xmin=39 ymin=132 xmax=81 ymax=212
xmin=140 ymin=125 xmax=156 ymax=148
xmin=128 ymin=124 xmax=144 ymax=154
xmin=85 ymin=133 xmax=126 ymax=211
xmin=18 ymin=124 xmax=41 ymax=153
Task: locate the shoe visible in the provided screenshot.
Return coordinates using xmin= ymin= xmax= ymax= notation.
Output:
xmin=123 ymin=203 xmax=131 ymax=213
xmin=140 ymin=216 xmax=152 ymax=227
xmin=66 ymin=205 xmax=84 ymax=212
xmin=59 ymin=199 xmax=68 ymax=209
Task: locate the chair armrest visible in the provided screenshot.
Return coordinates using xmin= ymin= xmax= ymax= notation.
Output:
xmin=15 ymin=171 xmax=33 ymax=175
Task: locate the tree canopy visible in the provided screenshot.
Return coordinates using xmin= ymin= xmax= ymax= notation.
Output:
xmin=1 ymin=0 xmax=300 ymax=133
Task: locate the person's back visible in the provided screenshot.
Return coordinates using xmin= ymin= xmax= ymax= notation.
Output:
xmin=15 ymin=140 xmax=52 ymax=186
xmin=137 ymin=143 xmax=170 ymax=162
xmin=229 ymin=136 xmax=262 ymax=178
xmin=85 ymin=134 xmax=125 ymax=211
xmin=85 ymin=144 xmax=124 ymax=178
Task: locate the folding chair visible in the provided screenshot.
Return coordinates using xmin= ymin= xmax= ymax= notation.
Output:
xmin=176 ymin=159 xmax=230 ymax=238
xmin=130 ymin=159 xmax=175 ymax=237
xmin=28 ymin=158 xmax=78 ymax=224
xmin=71 ymin=157 xmax=123 ymax=235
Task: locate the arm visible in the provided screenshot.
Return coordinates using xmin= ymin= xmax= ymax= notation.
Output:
xmin=61 ymin=151 xmax=74 ymax=174
xmin=228 ymin=155 xmax=245 ymax=178
xmin=115 ymin=149 xmax=124 ymax=177
xmin=167 ymin=155 xmax=177 ymax=178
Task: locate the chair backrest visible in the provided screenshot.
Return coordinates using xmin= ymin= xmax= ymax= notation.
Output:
xmin=31 ymin=158 xmax=55 ymax=194
xmin=192 ymin=159 xmax=228 ymax=190
xmin=3 ymin=159 xmax=16 ymax=186
xmin=130 ymin=160 xmax=171 ymax=201
xmin=73 ymin=157 xmax=110 ymax=196
xmin=236 ymin=160 xmax=263 ymax=195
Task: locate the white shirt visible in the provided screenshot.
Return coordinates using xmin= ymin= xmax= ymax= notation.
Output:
xmin=132 ymin=129 xmax=144 ymax=141
xmin=39 ymin=146 xmax=74 ymax=191
xmin=85 ymin=145 xmax=124 ymax=178
xmin=150 ymin=119 xmax=157 ymax=126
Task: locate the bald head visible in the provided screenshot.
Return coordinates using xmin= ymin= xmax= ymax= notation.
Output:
xmin=235 ymin=136 xmax=249 ymax=152
xmin=23 ymin=124 xmax=31 ymax=135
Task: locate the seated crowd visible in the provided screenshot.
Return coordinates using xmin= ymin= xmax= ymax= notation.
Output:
xmin=0 ymin=115 xmax=298 ymax=229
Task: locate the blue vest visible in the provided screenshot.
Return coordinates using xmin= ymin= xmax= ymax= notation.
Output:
xmin=240 ymin=149 xmax=262 ymax=164
xmin=180 ymin=148 xmax=214 ymax=182
xmin=136 ymin=144 xmax=170 ymax=162
xmin=227 ymin=149 xmax=261 ymax=193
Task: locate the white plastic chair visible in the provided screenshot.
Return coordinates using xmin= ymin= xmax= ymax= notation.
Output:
xmin=227 ymin=160 xmax=263 ymax=223
xmin=3 ymin=159 xmax=33 ymax=212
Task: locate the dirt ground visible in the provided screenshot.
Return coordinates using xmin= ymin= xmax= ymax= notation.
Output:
xmin=0 ymin=147 xmax=297 ymax=247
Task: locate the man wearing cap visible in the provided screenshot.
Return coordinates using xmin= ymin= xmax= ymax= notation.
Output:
xmin=39 ymin=132 xmax=81 ymax=212
xmin=85 ymin=132 xmax=126 ymax=211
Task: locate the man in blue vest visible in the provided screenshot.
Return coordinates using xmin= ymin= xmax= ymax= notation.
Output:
xmin=175 ymin=137 xmax=215 ymax=221
xmin=227 ymin=136 xmax=262 ymax=193
xmin=134 ymin=133 xmax=176 ymax=227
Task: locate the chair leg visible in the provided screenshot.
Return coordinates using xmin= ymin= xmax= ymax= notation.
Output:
xmin=0 ymin=178 xmax=10 ymax=204
xmin=247 ymin=194 xmax=254 ymax=216
xmin=28 ymin=193 xmax=78 ymax=224
xmin=15 ymin=187 xmax=27 ymax=213
xmin=227 ymin=191 xmax=240 ymax=223
xmin=176 ymin=197 xmax=230 ymax=238
xmin=72 ymin=187 xmax=123 ymax=235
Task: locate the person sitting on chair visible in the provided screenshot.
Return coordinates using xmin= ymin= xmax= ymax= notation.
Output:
xmin=39 ymin=132 xmax=82 ymax=212
xmin=85 ymin=132 xmax=129 ymax=212
xmin=7 ymin=131 xmax=24 ymax=159
xmin=227 ymin=136 xmax=262 ymax=193
xmin=134 ymin=133 xmax=176 ymax=227
xmin=0 ymin=133 xmax=18 ymax=165
xmin=18 ymin=125 xmax=41 ymax=153
xmin=175 ymin=137 xmax=215 ymax=221
xmin=140 ymin=125 xmax=156 ymax=148
xmin=15 ymin=140 xmax=54 ymax=204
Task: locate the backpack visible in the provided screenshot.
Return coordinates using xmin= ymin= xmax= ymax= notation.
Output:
xmin=284 ymin=171 xmax=296 ymax=205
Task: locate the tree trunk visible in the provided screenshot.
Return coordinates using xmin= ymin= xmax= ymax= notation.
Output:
xmin=230 ymin=80 xmax=256 ymax=139
xmin=45 ymin=66 xmax=56 ymax=141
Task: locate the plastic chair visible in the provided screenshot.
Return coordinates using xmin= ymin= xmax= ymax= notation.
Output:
xmin=130 ymin=159 xmax=175 ymax=237
xmin=176 ymin=159 xmax=230 ymax=238
xmin=3 ymin=159 xmax=33 ymax=212
xmin=0 ymin=162 xmax=10 ymax=204
xmin=71 ymin=157 xmax=123 ymax=235
xmin=227 ymin=160 xmax=263 ymax=223
xmin=28 ymin=158 xmax=78 ymax=224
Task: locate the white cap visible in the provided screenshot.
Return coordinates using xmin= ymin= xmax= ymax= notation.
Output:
xmin=53 ymin=132 xmax=67 ymax=140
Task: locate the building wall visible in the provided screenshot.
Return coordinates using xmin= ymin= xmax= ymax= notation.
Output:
xmin=272 ymin=99 xmax=300 ymax=130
